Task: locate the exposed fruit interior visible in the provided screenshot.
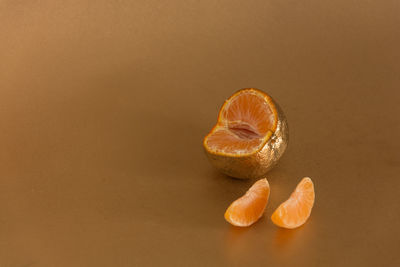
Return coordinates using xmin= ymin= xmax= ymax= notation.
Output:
xmin=271 ymin=177 xmax=315 ymax=229
xmin=204 ymin=89 xmax=277 ymax=155
xmin=224 ymin=178 xmax=270 ymax=227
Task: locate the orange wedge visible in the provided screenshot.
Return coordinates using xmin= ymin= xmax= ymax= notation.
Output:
xmin=225 ymin=178 xmax=270 ymax=227
xmin=203 ymin=88 xmax=288 ymax=179
xmin=271 ymin=177 xmax=315 ymax=229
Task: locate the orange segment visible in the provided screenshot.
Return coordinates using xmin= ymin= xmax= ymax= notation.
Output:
xmin=204 ymin=88 xmax=277 ymax=156
xmin=223 ymin=92 xmax=275 ymax=135
xmin=225 ymin=179 xmax=270 ymax=227
xmin=271 ymin=177 xmax=315 ymax=229
xmin=205 ymin=128 xmax=264 ymax=154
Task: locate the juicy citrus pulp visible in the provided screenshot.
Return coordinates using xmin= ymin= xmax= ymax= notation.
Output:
xmin=204 ymin=88 xmax=278 ymax=156
xmin=271 ymin=177 xmax=315 ymax=229
xmin=225 ymin=178 xmax=270 ymax=227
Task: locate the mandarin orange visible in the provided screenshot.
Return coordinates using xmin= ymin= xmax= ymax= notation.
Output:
xmin=203 ymin=88 xmax=288 ymax=179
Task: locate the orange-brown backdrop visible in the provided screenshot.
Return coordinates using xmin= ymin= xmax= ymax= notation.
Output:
xmin=0 ymin=1 xmax=399 ymax=266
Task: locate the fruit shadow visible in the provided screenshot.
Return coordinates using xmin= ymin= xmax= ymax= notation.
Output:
xmin=272 ymin=221 xmax=315 ymax=253
xmin=223 ymin=218 xmax=267 ymax=261
xmin=223 ymin=225 xmax=251 ymax=259
xmin=273 ymin=227 xmax=299 ymax=250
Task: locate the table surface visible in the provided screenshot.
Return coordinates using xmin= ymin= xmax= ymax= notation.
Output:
xmin=1 ymin=1 xmax=399 ymax=266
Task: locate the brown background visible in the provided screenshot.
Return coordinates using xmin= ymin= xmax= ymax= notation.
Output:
xmin=0 ymin=0 xmax=399 ymax=266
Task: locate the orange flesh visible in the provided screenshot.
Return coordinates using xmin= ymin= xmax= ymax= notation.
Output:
xmin=204 ymin=89 xmax=277 ymax=156
xmin=224 ymin=179 xmax=270 ymax=227
xmin=271 ymin=177 xmax=315 ymax=229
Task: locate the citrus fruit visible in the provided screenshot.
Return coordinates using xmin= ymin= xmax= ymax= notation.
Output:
xmin=203 ymin=88 xmax=288 ymax=179
xmin=271 ymin=177 xmax=315 ymax=229
xmin=225 ymin=178 xmax=270 ymax=227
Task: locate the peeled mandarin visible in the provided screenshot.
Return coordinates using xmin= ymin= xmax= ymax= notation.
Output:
xmin=203 ymin=88 xmax=288 ymax=179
